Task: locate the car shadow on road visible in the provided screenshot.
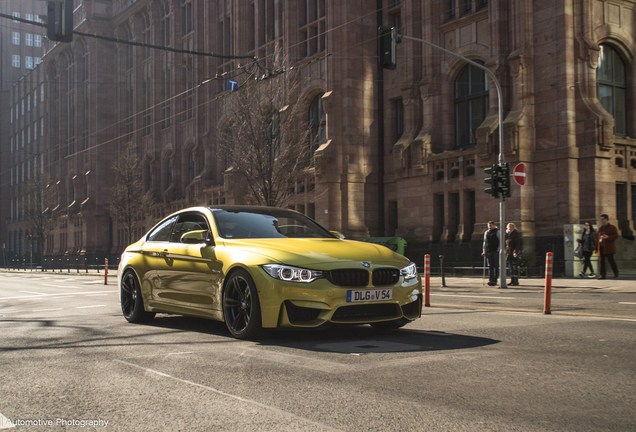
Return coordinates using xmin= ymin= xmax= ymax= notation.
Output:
xmin=258 ymin=325 xmax=500 ymax=354
xmin=140 ymin=315 xmax=499 ymax=355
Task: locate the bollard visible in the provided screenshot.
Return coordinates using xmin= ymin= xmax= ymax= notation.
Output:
xmin=104 ymin=258 xmax=109 ymax=285
xmin=424 ymin=254 xmax=431 ymax=307
xmin=544 ymin=252 xmax=553 ymax=314
xmin=439 ymin=255 xmax=446 ymax=287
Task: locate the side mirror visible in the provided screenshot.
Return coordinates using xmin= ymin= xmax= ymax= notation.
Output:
xmin=330 ymin=231 xmax=345 ymax=240
xmin=181 ymin=230 xmax=215 ymax=246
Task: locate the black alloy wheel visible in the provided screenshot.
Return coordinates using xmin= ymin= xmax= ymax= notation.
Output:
xmin=223 ymin=269 xmax=262 ymax=339
xmin=120 ymin=270 xmax=155 ymax=323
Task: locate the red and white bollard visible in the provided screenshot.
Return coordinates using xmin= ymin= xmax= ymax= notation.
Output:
xmin=424 ymin=254 xmax=431 ymax=307
xmin=543 ymin=252 xmax=553 ymax=314
xmin=104 ymin=258 xmax=109 ymax=285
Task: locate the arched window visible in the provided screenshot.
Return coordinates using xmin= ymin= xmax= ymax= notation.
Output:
xmin=597 ymin=44 xmax=626 ymax=136
xmin=309 ymin=93 xmax=326 ymax=164
xmin=454 ymin=63 xmax=489 ymax=148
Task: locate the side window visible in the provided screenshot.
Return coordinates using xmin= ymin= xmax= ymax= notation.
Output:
xmin=147 ymin=216 xmax=178 ymax=242
xmin=170 ymin=213 xmax=210 ymax=243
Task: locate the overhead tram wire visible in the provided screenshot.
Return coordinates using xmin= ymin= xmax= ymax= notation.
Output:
xmin=0 ymin=6 xmax=446 ymax=184
xmin=0 ymin=12 xmax=255 ymax=61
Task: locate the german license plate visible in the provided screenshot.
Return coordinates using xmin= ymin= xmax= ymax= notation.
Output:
xmin=346 ymin=288 xmax=393 ymax=303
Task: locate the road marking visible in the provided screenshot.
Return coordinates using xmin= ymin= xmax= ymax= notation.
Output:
xmin=41 ymin=284 xmax=81 ymax=289
xmin=431 ymin=294 xmax=515 ymax=300
xmin=19 ymin=290 xmax=48 ymax=295
xmin=0 ymin=291 xmax=118 ymax=300
xmin=85 ymin=294 xmax=109 ymax=297
xmin=619 ymin=302 xmax=636 ymax=305
xmin=31 ymin=308 xmax=64 ymax=312
xmin=84 ymin=280 xmax=106 ymax=284
xmin=76 ymin=305 xmax=106 ymax=309
xmin=116 ymin=360 xmax=344 ymax=431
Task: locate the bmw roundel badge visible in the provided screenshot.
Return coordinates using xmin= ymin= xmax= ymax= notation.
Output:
xmin=362 ymin=262 xmax=371 ymax=268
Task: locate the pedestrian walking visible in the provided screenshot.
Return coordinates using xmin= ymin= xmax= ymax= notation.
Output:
xmin=482 ymin=221 xmax=500 ymax=286
xmin=505 ymin=223 xmax=521 ymax=286
xmin=597 ymin=214 xmax=619 ymax=279
xmin=576 ymin=222 xmax=597 ymax=278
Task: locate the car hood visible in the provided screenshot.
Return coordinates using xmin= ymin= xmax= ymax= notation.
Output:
xmin=219 ymin=238 xmax=409 ymax=268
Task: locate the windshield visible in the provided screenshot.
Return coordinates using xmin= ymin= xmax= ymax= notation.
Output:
xmin=211 ymin=208 xmax=335 ymax=239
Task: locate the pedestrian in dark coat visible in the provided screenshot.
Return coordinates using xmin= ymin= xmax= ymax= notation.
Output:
xmin=596 ymin=214 xmax=619 ymax=279
xmin=505 ymin=223 xmax=521 ymax=286
xmin=482 ymin=221 xmax=500 ymax=286
xmin=577 ymin=222 xmax=597 ymax=278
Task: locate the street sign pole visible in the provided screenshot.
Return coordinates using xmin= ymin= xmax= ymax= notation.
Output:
xmin=402 ymin=35 xmax=507 ymax=288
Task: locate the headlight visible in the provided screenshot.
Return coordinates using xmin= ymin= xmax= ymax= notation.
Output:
xmin=400 ymin=262 xmax=418 ymax=280
xmin=262 ymin=264 xmax=324 ymax=283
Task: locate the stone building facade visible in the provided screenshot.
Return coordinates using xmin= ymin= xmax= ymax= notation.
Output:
xmin=2 ymin=0 xmax=635 ymax=269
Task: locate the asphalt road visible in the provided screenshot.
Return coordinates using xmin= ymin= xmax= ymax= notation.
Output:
xmin=0 ymin=271 xmax=634 ymax=431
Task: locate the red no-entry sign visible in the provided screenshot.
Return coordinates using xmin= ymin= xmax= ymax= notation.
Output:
xmin=513 ymin=163 xmax=527 ymax=186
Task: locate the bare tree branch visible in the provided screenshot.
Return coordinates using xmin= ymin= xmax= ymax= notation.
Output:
xmin=107 ymin=142 xmax=155 ymax=245
xmin=219 ymin=50 xmax=312 ymax=207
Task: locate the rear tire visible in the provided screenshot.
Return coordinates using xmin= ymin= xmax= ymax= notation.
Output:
xmin=223 ymin=269 xmax=262 ymax=339
xmin=120 ymin=270 xmax=155 ymax=323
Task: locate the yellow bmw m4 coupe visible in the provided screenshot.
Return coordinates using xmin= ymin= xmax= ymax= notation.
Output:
xmin=119 ymin=206 xmax=422 ymax=339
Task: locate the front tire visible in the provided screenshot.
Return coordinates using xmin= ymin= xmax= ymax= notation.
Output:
xmin=223 ymin=269 xmax=262 ymax=339
xmin=120 ymin=270 xmax=155 ymax=323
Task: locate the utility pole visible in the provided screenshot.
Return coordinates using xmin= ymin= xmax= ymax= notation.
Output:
xmin=398 ymin=34 xmax=508 ymax=288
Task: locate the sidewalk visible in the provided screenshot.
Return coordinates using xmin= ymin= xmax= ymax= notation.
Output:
xmin=430 ymin=271 xmax=636 ymax=294
xmin=0 ymin=268 xmax=119 ymax=278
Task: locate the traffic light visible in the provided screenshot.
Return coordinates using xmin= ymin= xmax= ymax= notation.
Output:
xmin=47 ymin=0 xmax=73 ymax=43
xmin=484 ymin=164 xmax=500 ymax=198
xmin=378 ymin=26 xmax=397 ymax=70
xmin=499 ymin=162 xmax=511 ymax=198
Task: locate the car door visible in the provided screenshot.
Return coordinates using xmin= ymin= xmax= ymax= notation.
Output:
xmin=157 ymin=211 xmax=224 ymax=313
xmin=139 ymin=215 xmax=178 ymax=305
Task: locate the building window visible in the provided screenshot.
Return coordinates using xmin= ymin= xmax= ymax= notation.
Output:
xmin=147 ymin=164 xmax=153 ymax=191
xmin=166 ymin=158 xmax=172 ymax=188
xmin=598 ymin=44 xmax=626 ymax=136
xmin=12 ymin=32 xmax=20 ymax=45
xmin=395 ymin=98 xmax=404 ymax=141
xmin=26 ymin=34 xmax=33 ymax=46
xmin=26 ymin=14 xmax=33 ymax=21
xmin=187 ymin=151 xmax=195 ymax=184
xmin=34 ymin=35 xmax=42 ymax=47
xmin=182 ymin=0 xmax=193 ymax=35
xmin=455 ymin=63 xmax=489 ymax=148
xmin=299 ymin=0 xmax=326 ymax=58
xmin=12 ymin=12 xmax=20 ymax=23
xmin=223 ymin=128 xmax=233 ymax=169
xmin=309 ymin=93 xmax=326 ymax=164
xmin=25 ymin=56 xmax=34 ymax=70
xmin=35 ymin=58 xmax=42 ymax=66
xmin=616 ymin=183 xmax=627 ymax=223
xmin=12 ymin=55 xmax=20 ymax=68
xmin=449 ymin=0 xmax=456 ymax=18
